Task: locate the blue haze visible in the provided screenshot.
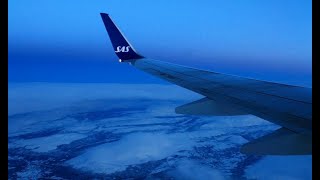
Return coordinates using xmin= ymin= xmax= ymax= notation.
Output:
xmin=9 ymin=0 xmax=311 ymax=87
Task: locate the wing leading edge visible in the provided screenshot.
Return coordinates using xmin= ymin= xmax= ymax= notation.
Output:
xmin=100 ymin=13 xmax=312 ymax=155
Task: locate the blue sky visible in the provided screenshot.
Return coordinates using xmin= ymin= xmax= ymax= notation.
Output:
xmin=9 ymin=0 xmax=312 ymax=87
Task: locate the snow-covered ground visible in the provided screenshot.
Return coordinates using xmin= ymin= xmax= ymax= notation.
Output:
xmin=11 ymin=133 xmax=86 ymax=153
xmin=8 ymin=83 xmax=312 ymax=179
xmin=66 ymin=132 xmax=195 ymax=174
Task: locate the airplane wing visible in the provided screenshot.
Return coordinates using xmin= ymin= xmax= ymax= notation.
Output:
xmin=100 ymin=13 xmax=312 ymax=155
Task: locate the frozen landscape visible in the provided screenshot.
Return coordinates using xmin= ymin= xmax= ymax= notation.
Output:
xmin=8 ymin=83 xmax=312 ymax=179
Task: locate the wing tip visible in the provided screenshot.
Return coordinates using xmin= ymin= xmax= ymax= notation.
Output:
xmin=100 ymin=13 xmax=144 ymax=61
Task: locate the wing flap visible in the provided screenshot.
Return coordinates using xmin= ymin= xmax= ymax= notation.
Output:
xmin=240 ymin=127 xmax=312 ymax=155
xmin=175 ymin=97 xmax=248 ymax=116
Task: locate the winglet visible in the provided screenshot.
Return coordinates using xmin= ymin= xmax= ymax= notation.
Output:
xmin=100 ymin=13 xmax=144 ymax=61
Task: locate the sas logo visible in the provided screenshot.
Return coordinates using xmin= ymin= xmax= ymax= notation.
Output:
xmin=115 ymin=46 xmax=130 ymax=53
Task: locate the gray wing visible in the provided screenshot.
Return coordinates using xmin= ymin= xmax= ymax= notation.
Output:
xmin=100 ymin=13 xmax=312 ymax=155
xmin=132 ymin=59 xmax=312 ymax=155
